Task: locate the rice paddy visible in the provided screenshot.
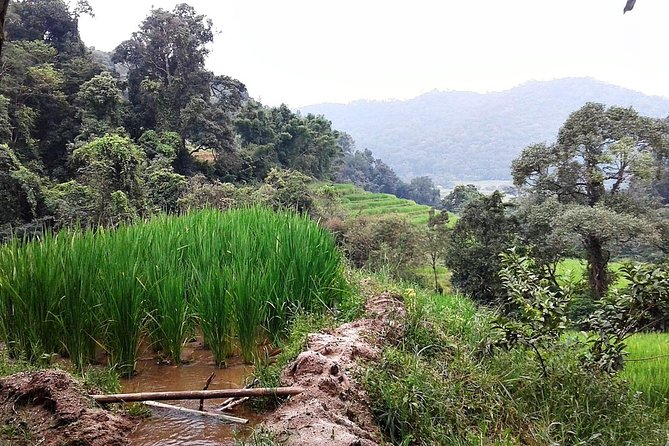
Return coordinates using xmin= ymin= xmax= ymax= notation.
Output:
xmin=328 ymin=183 xmax=454 ymax=227
xmin=0 ymin=208 xmax=348 ymax=375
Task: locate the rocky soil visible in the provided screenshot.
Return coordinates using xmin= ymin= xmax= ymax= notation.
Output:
xmin=0 ymin=369 xmax=134 ymax=446
xmin=261 ymin=292 xmax=405 ymax=446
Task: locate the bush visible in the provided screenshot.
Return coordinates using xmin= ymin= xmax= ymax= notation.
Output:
xmin=445 ymin=192 xmax=517 ymax=304
xmin=177 ymin=174 xmax=252 ymax=211
xmin=341 ymin=215 xmax=424 ymax=280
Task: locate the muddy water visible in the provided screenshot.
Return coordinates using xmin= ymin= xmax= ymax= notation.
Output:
xmin=123 ymin=346 xmax=262 ymax=446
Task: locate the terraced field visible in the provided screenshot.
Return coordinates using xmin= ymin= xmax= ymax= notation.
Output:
xmin=328 ymin=183 xmax=446 ymax=226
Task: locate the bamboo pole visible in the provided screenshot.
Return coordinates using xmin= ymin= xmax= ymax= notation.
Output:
xmin=144 ymin=401 xmax=248 ymax=424
xmin=91 ymin=387 xmax=304 ymax=404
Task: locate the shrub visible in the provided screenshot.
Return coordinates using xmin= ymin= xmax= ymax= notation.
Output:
xmin=341 ymin=215 xmax=424 ymax=280
xmin=445 ymin=192 xmax=517 ymax=304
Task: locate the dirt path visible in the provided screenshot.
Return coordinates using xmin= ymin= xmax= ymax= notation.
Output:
xmin=0 ymin=369 xmax=134 ymax=446
xmin=262 ymin=292 xmax=404 ymax=446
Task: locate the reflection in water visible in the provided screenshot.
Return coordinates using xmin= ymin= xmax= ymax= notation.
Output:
xmin=124 ymin=347 xmax=262 ymax=446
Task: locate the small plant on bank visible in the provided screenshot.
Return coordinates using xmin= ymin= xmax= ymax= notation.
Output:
xmin=490 ymin=248 xmax=569 ymax=377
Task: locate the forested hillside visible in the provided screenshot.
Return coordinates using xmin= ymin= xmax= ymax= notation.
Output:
xmin=0 ymin=1 xmax=349 ymax=234
xmin=302 ymin=78 xmax=669 ymax=184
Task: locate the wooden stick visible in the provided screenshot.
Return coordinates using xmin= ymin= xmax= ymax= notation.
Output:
xmin=199 ymin=372 xmax=216 ymax=411
xmin=219 ymin=396 xmax=249 ymax=412
xmin=144 ymin=401 xmax=248 ymax=424
xmin=219 ymin=378 xmax=258 ymax=408
xmin=92 ymin=387 xmax=304 ymax=404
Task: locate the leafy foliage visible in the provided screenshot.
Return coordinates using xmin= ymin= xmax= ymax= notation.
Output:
xmin=582 ymin=262 xmax=669 ymax=373
xmin=341 ymin=214 xmax=425 ymax=280
xmin=441 ymin=184 xmax=483 ymax=213
xmin=444 ymin=192 xmax=517 ymax=304
xmin=491 ymin=249 xmax=569 ymax=377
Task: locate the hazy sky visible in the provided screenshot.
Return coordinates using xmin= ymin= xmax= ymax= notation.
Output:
xmin=78 ymin=0 xmax=669 ymax=108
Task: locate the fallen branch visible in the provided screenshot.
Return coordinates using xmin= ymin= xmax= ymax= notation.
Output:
xmin=144 ymin=401 xmax=248 ymax=424
xmin=219 ymin=378 xmax=258 ymax=409
xmin=199 ymin=372 xmax=216 ymax=411
xmin=219 ymin=396 xmax=249 ymax=412
xmin=92 ymin=387 xmax=304 ymax=404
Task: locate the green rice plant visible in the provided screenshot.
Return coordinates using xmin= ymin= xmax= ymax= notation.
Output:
xmin=96 ymin=228 xmax=147 ymax=376
xmin=194 ymin=268 xmax=234 ymax=366
xmin=145 ymin=267 xmax=192 ymax=364
xmin=230 ymin=262 xmax=267 ymax=364
xmin=0 ymin=234 xmax=63 ymax=360
xmin=0 ymin=207 xmax=347 ymax=373
xmin=54 ymin=231 xmax=101 ymax=370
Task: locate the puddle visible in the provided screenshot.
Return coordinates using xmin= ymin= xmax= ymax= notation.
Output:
xmin=124 ymin=346 xmax=262 ymax=446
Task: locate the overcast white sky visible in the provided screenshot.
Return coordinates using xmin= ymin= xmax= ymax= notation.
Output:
xmin=79 ymin=0 xmax=669 ymax=108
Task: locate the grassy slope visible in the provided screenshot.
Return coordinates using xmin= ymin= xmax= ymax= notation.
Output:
xmin=326 ymin=183 xmax=456 ymax=227
xmin=361 ymin=277 xmax=668 ymax=446
xmin=323 ymin=183 xmax=455 ymax=288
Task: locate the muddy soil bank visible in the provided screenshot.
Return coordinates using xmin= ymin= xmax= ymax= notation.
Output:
xmin=0 ymin=369 xmax=134 ymax=446
xmin=261 ymin=292 xmax=405 ymax=446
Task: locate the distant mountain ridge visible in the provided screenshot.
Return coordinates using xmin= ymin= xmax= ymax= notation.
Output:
xmin=300 ymin=78 xmax=669 ymax=185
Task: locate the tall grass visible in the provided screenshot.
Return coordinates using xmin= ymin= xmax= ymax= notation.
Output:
xmin=362 ymin=283 xmax=667 ymax=446
xmin=0 ymin=208 xmax=347 ymax=375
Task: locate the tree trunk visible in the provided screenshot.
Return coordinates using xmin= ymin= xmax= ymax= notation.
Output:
xmin=584 ymin=235 xmax=609 ymax=299
xmin=0 ymin=0 xmax=10 ymax=60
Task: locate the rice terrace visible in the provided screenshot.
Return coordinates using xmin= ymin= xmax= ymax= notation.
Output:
xmin=1 ymin=0 xmax=669 ymax=445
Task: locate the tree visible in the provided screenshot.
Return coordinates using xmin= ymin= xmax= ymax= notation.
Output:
xmin=5 ymin=0 xmax=86 ymax=55
xmin=114 ymin=5 xmax=209 ymax=133
xmin=0 ymin=143 xmax=47 ymax=225
xmin=113 ymin=4 xmax=247 ymax=173
xmin=336 ymin=148 xmax=404 ymax=196
xmin=71 ymin=134 xmax=146 ymax=224
xmin=399 ymin=176 xmax=441 ymax=207
xmin=75 ymin=71 xmax=123 ymax=141
xmin=444 ymin=192 xmax=517 ymax=304
xmin=1 ymin=1 xmax=102 ymax=170
xmin=424 ymin=209 xmax=450 ymax=293
xmin=234 ymin=102 xmax=344 ymax=182
xmin=0 ymin=40 xmax=66 ymax=161
xmin=441 ymin=184 xmax=483 ymax=213
xmin=512 ymin=102 xmax=669 ymax=298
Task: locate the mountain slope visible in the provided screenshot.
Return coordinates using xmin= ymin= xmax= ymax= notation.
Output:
xmin=301 ymin=78 xmax=669 ymax=185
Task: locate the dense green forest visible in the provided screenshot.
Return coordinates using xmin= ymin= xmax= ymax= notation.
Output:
xmin=302 ymin=78 xmax=669 ymax=184
xmin=0 ymin=0 xmax=442 ymax=236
